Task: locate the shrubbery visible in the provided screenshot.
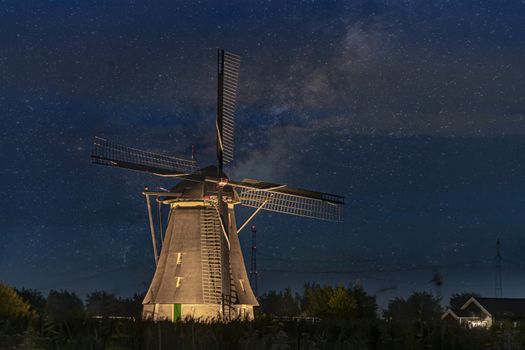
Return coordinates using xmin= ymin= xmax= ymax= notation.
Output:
xmin=257 ymin=283 xmax=377 ymax=320
xmin=0 ymin=283 xmax=34 ymax=319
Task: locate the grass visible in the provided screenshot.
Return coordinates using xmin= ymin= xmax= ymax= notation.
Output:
xmin=2 ymin=315 xmax=521 ymax=350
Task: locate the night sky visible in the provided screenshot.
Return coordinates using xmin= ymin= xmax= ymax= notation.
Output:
xmin=1 ymin=1 xmax=524 ymax=309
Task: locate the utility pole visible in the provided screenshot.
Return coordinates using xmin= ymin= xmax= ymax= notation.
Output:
xmin=495 ymin=238 xmax=503 ymax=297
xmin=249 ymin=224 xmax=258 ymax=296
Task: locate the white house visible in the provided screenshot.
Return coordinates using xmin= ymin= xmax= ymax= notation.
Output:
xmin=442 ymin=296 xmax=525 ymax=328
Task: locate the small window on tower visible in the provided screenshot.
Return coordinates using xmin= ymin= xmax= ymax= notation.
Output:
xmin=176 ymin=277 xmax=182 ymax=288
xmin=176 ymin=253 xmax=182 ymax=265
xmin=239 ymin=279 xmax=245 ymax=292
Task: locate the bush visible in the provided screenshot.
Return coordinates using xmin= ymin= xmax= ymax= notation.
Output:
xmin=0 ymin=283 xmax=36 ymax=347
xmin=45 ymin=289 xmax=85 ymax=321
xmin=0 ymin=283 xmax=34 ymax=319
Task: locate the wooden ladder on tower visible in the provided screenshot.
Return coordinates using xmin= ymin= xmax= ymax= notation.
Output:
xmin=200 ymin=208 xmax=223 ymax=308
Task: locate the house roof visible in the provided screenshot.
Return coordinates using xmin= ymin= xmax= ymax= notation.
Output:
xmin=474 ymin=297 xmax=525 ymax=317
xmin=441 ymin=308 xmax=483 ymax=320
xmin=442 ymin=297 xmax=525 ymax=321
xmin=460 ymin=297 xmax=525 ymax=318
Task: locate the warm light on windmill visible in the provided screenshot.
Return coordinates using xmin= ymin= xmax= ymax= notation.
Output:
xmin=90 ymin=49 xmax=345 ymax=322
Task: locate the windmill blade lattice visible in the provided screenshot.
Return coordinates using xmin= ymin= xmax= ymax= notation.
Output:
xmin=230 ymin=179 xmax=344 ymax=222
xmin=217 ymin=50 xmax=241 ymax=165
xmin=91 ymin=136 xmax=198 ymax=176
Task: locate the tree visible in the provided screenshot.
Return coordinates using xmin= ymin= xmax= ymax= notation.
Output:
xmin=125 ymin=292 xmax=147 ymax=319
xmin=0 ymin=283 xmax=34 ymax=319
xmin=327 ymin=286 xmax=357 ymax=319
xmin=16 ymin=288 xmax=46 ymax=315
xmin=350 ymin=285 xmax=378 ymax=319
xmin=302 ymin=283 xmax=333 ymax=317
xmin=384 ymin=291 xmax=442 ymax=322
xmin=449 ymin=292 xmax=480 ymax=310
xmin=85 ymin=291 xmax=145 ymax=318
xmin=302 ymin=283 xmax=374 ymax=319
xmin=258 ymin=288 xmax=300 ymax=316
xmin=86 ymin=291 xmax=123 ymax=317
xmin=46 ymin=290 xmax=84 ymax=321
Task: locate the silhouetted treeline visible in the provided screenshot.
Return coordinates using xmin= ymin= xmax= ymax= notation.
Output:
xmin=2 ymin=282 xmax=525 ymax=349
xmin=13 ymin=287 xmax=145 ymax=321
xmin=85 ymin=291 xmax=144 ymax=319
xmin=383 ymin=291 xmax=441 ymax=322
xmin=257 ymin=283 xmax=377 ymax=319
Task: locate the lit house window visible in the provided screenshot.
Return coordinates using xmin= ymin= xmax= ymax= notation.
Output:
xmin=176 ymin=253 xmax=182 ymax=265
xmin=176 ymin=277 xmax=182 ymax=288
xmin=467 ymin=320 xmax=488 ymax=328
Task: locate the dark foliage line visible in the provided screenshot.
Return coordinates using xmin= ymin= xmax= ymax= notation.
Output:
xmin=1 ymin=282 xmax=523 ymax=349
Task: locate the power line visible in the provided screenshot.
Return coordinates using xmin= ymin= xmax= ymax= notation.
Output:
xmin=258 ymin=259 xmax=489 ymax=275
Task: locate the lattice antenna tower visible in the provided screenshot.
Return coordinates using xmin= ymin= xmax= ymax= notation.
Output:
xmin=249 ymin=224 xmax=258 ymax=296
xmin=495 ymin=238 xmax=502 ymax=297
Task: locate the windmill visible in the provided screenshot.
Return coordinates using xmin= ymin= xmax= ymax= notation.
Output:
xmin=91 ymin=49 xmax=345 ymax=321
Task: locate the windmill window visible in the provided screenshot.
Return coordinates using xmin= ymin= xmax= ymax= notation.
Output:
xmin=176 ymin=277 xmax=182 ymax=288
xmin=239 ymin=279 xmax=245 ymax=292
xmin=176 ymin=253 xmax=182 ymax=265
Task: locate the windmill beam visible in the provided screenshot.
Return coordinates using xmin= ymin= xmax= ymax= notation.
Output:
xmin=143 ymin=191 xmax=184 ymax=197
xmin=212 ymin=204 xmax=231 ymax=250
xmin=237 ymin=196 xmax=272 ymax=234
xmin=145 ymin=194 xmax=159 ymax=266
xmin=91 ymin=136 xmax=198 ymax=176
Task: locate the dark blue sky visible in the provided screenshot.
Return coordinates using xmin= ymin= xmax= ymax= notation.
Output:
xmin=1 ymin=1 xmax=524 ymax=308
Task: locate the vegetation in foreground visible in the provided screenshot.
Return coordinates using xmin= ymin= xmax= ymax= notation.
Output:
xmin=1 ymin=282 xmax=523 ymax=349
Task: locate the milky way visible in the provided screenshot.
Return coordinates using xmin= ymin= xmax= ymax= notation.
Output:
xmin=1 ymin=1 xmax=524 ymax=308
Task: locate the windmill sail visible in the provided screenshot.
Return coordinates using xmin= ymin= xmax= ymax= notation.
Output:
xmin=91 ymin=136 xmax=198 ymax=176
xmin=229 ymin=178 xmax=345 ymax=222
xmin=216 ymin=50 xmax=240 ymax=168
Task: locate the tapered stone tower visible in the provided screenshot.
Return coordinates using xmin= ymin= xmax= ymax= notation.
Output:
xmin=141 ymin=167 xmax=258 ymax=321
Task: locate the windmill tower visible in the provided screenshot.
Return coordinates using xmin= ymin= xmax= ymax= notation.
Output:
xmin=91 ymin=49 xmax=345 ymax=322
